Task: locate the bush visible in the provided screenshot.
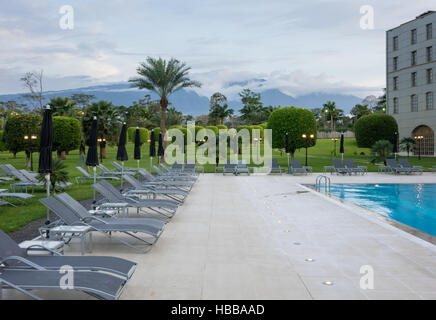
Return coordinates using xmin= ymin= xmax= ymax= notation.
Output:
xmin=267 ymin=107 xmax=317 ymax=157
xmin=0 ymin=131 xmax=6 ymax=152
xmin=354 ymin=114 xmax=398 ymax=148
xmin=153 ymin=127 xmax=160 ymax=138
xmin=216 ymin=124 xmax=228 ymax=130
xmin=127 ymin=127 xmax=150 ymax=144
xmin=3 ymin=114 xmax=42 ymax=157
xmin=53 ymin=117 xmax=81 ymax=159
xmin=205 ymin=126 xmax=219 ymax=136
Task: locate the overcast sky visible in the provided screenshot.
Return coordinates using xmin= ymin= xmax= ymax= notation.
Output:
xmin=0 ymin=0 xmax=434 ymax=98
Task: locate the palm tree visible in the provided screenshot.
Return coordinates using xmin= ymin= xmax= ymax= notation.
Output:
xmin=322 ymin=101 xmax=342 ymax=132
xmin=371 ymin=140 xmax=393 ymax=164
xmin=37 ymin=159 xmax=69 ymax=193
xmin=129 ymin=57 xmax=201 ymax=153
xmin=400 ymin=137 xmax=416 ymax=157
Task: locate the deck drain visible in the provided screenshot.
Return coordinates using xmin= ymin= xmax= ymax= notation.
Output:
xmin=305 ymin=258 xmax=315 ymax=262
xmin=293 ymin=242 xmax=301 ymax=245
xmin=322 ymin=281 xmax=334 ymax=286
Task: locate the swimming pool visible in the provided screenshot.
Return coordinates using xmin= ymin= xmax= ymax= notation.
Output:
xmin=326 ymin=184 xmax=436 ymax=237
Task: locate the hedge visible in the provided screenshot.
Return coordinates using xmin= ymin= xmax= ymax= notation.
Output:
xmin=3 ymin=114 xmax=42 ymax=155
xmin=52 ymin=116 xmax=81 ymax=158
xmin=216 ymin=124 xmax=228 ymax=130
xmin=0 ymin=130 xmax=6 ymax=152
xmin=267 ymin=107 xmax=317 ymax=156
xmin=127 ymin=127 xmax=150 ymax=145
xmin=354 ymin=114 xmax=398 ymax=148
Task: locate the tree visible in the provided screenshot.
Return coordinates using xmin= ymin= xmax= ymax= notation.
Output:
xmin=0 ymin=131 xmax=7 ymax=152
xmin=322 ymin=101 xmax=343 ymax=132
xmin=239 ymin=89 xmax=269 ymax=124
xmin=400 ymin=137 xmax=416 ymax=157
xmin=37 ymin=159 xmax=69 ymax=193
xmin=166 ymin=107 xmax=184 ymax=127
xmin=20 ymin=70 xmax=44 ymax=111
xmin=209 ymin=92 xmax=233 ymax=125
xmin=52 ymin=116 xmax=81 ymax=160
xmin=373 ymin=89 xmax=387 ymax=113
xmin=82 ymin=101 xmax=121 ymax=159
xmin=49 ymin=97 xmax=79 ymax=117
xmin=354 ymin=114 xmax=398 ymax=148
xmin=3 ymin=114 xmax=41 ymax=166
xmin=350 ymin=104 xmax=372 ymax=122
xmin=70 ymin=93 xmax=95 ymax=109
xmin=127 ymin=127 xmax=150 ymax=144
xmin=267 ymin=107 xmax=317 ymax=159
xmin=129 ymin=57 xmax=201 ymax=156
xmin=371 ymin=140 xmax=393 ymax=164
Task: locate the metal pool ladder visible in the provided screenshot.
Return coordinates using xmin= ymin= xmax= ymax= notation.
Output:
xmin=316 ymin=175 xmax=331 ymax=193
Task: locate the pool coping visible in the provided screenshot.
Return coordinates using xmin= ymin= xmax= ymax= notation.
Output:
xmin=297 ymin=183 xmax=436 ymax=251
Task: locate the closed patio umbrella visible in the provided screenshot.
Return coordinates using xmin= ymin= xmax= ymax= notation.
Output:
xmin=339 ymin=133 xmax=345 ymax=162
xmin=149 ymin=130 xmax=156 ymax=171
xmin=393 ymin=132 xmax=398 ymax=159
xmin=117 ymin=123 xmax=128 ymax=188
xmin=158 ymin=132 xmax=164 ymax=163
xmin=134 ymin=127 xmax=141 ymax=170
xmin=86 ymin=116 xmax=99 ymax=200
xmin=38 ymin=105 xmax=53 ymax=223
xmin=285 ymin=133 xmax=290 ymax=174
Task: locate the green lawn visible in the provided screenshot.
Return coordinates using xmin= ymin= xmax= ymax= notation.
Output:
xmin=0 ymin=137 xmax=435 ymax=232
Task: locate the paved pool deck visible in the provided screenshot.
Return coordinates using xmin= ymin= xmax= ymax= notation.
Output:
xmin=3 ymin=173 xmax=436 ymax=300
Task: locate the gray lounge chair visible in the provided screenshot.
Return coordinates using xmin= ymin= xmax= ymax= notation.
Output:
xmin=236 ymin=161 xmax=250 ymax=175
xmin=75 ymin=166 xmax=120 ymax=184
xmin=223 ymin=163 xmax=236 ymax=175
xmin=138 ymin=168 xmax=193 ymax=190
xmin=0 ymin=191 xmax=34 ymax=206
xmin=98 ymin=164 xmax=135 ymax=176
xmin=386 ymin=159 xmax=412 ymax=174
xmin=270 ymin=159 xmax=284 ymax=174
xmin=184 ymin=163 xmax=203 ymax=174
xmin=151 ymin=166 xmax=197 ymax=181
xmin=290 ymin=160 xmax=310 ymax=175
xmin=0 ymin=229 xmax=137 ymax=280
xmin=20 ymin=169 xmax=72 ymax=189
xmin=40 ymin=197 xmax=163 ymax=253
xmin=123 ymin=175 xmax=188 ymax=203
xmin=332 ymin=159 xmax=351 ymax=175
xmin=93 ymin=181 xmax=179 ymax=218
xmin=111 ymin=161 xmax=138 ymax=172
xmin=55 ymin=193 xmax=166 ymax=231
xmin=2 ymin=165 xmax=43 ymax=193
xmin=344 ymin=159 xmax=367 ymax=175
xmin=398 ymin=158 xmax=423 ymax=174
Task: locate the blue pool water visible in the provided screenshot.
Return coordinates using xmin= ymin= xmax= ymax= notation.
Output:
xmin=326 ymin=184 xmax=436 ymax=237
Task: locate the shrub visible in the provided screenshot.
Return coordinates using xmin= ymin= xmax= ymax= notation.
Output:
xmin=267 ymin=107 xmax=317 ymax=158
xmin=0 ymin=130 xmax=6 ymax=152
xmin=216 ymin=124 xmax=228 ymax=130
xmin=205 ymin=126 xmax=219 ymax=136
xmin=370 ymin=140 xmax=393 ymax=164
xmin=53 ymin=116 xmax=81 ymax=159
xmin=153 ymin=127 xmax=160 ymax=138
xmin=127 ymin=127 xmax=150 ymax=144
xmin=354 ymin=114 xmax=398 ymax=148
xmin=3 ymin=114 xmax=41 ymax=157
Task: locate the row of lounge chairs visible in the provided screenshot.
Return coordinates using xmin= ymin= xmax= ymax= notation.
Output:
xmin=379 ymin=159 xmax=423 ymax=175
xmin=0 ymin=165 xmax=198 ymax=300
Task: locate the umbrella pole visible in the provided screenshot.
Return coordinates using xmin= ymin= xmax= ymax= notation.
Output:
xmin=150 ymin=157 xmax=153 ymax=172
xmin=287 ymin=153 xmax=290 ymax=174
xmin=121 ymin=161 xmax=124 ymax=188
xmin=137 ymin=159 xmax=140 ymax=171
xmin=93 ymin=166 xmax=96 ymax=201
xmin=342 ymin=153 xmax=344 ymax=162
xmin=45 ymin=173 xmax=50 ymax=222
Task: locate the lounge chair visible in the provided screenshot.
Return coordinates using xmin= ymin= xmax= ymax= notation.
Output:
xmin=20 ymin=169 xmax=72 ymax=189
xmin=1 ymin=165 xmax=43 ymax=193
xmin=40 ymin=197 xmax=163 ymax=253
xmin=222 ymin=163 xmax=236 ymax=175
xmin=98 ymin=164 xmax=136 ymax=176
xmin=111 ymin=161 xmax=138 ymax=172
xmin=290 ymin=160 xmax=311 ymax=175
xmin=398 ymin=158 xmax=423 ymax=174
xmin=0 ymin=229 xmax=137 ymax=280
xmin=138 ymin=168 xmax=193 ymax=190
xmin=332 ymin=159 xmax=351 ymax=175
xmin=386 ymin=159 xmax=412 ymax=174
xmin=55 ymin=193 xmax=166 ymax=231
xmin=344 ymin=159 xmax=367 ymax=175
xmin=0 ymin=191 xmax=34 ymax=206
xmin=75 ymin=166 xmax=120 ymax=184
xmin=236 ymin=161 xmax=250 ymax=175
xmin=123 ymin=175 xmax=188 ymax=203
xmin=161 ymin=163 xmax=182 ymax=173
xmin=93 ymin=181 xmax=179 ymax=218
xmin=151 ymin=166 xmax=197 ymax=181
xmin=270 ymin=159 xmax=284 ymax=174
xmin=184 ymin=163 xmax=203 ymax=174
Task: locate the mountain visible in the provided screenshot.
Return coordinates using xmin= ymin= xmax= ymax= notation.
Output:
xmin=0 ymin=82 xmax=363 ymax=115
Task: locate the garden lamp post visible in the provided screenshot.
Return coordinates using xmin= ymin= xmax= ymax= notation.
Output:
xmin=24 ymin=134 xmax=38 ymax=171
xmin=97 ymin=138 xmax=106 ymax=163
xmin=414 ymin=135 xmax=424 ymax=160
xmin=302 ymin=134 xmax=315 ymax=167
xmin=331 ymin=138 xmax=339 ymax=157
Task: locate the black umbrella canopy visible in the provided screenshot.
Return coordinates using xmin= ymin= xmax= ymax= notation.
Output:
xmin=149 ymin=131 xmax=156 ymax=157
xmin=393 ymin=132 xmax=398 ymax=153
xmin=134 ymin=127 xmax=141 ymax=160
xmin=117 ymin=123 xmax=129 ymax=161
xmin=86 ymin=117 xmax=99 ymax=167
xmin=38 ymin=105 xmax=53 ymax=174
xmin=285 ymin=133 xmax=290 ymax=154
xmin=339 ymin=133 xmax=345 ymax=154
xmin=158 ymin=133 xmax=164 ymax=157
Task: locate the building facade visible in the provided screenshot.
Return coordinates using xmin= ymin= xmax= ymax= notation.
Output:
xmin=386 ymin=11 xmax=436 ymax=156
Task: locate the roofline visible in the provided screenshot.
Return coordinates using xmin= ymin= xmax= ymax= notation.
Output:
xmin=386 ymin=10 xmax=436 ymax=33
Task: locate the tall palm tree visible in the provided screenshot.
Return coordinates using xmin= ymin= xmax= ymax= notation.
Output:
xmin=322 ymin=101 xmax=342 ymax=132
xmin=129 ymin=57 xmax=201 ymax=152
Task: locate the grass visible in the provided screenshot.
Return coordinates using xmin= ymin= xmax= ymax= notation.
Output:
xmin=0 ymin=137 xmax=435 ymax=232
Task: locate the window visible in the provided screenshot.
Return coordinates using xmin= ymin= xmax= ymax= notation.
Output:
xmin=427 ymin=46 xmax=433 ymax=62
xmin=411 ymin=72 xmax=417 ymax=87
xmin=427 ymin=68 xmax=433 ymax=84
xmin=393 ymin=36 xmax=399 ymax=51
xmin=426 ymin=92 xmax=434 ymax=110
xmin=393 ymin=97 xmax=399 ymax=114
xmin=393 ymin=57 xmax=398 ymax=71
xmin=411 ymin=29 xmax=417 ymax=44
xmin=411 ymin=94 xmax=418 ymax=112
xmin=411 ymin=51 xmax=417 ymax=66
xmin=427 ymin=23 xmax=433 ymax=40
xmin=393 ymin=76 xmax=399 ymax=90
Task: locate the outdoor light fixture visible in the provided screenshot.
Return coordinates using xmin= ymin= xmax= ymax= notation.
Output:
xmin=331 ymin=137 xmax=339 ymax=157
xmin=97 ymin=138 xmax=106 ymax=162
xmin=414 ymin=135 xmax=424 ymax=160
xmin=302 ymin=133 xmax=315 ymax=166
xmin=24 ymin=134 xmax=37 ymax=171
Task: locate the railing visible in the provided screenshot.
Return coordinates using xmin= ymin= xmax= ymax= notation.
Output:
xmin=315 ymin=175 xmax=331 ymax=193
